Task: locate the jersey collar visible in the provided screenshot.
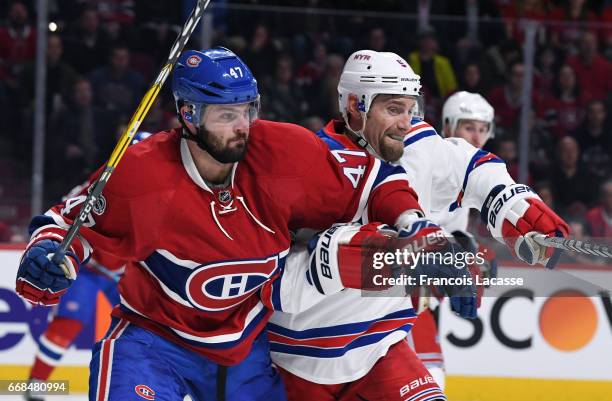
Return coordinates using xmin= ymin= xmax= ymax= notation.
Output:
xmin=180 ymin=138 xmax=237 ymax=194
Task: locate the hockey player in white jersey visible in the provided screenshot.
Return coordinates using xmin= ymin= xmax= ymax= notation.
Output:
xmin=268 ymin=50 xmax=570 ymax=401
xmin=408 ymin=91 xmax=499 ymax=389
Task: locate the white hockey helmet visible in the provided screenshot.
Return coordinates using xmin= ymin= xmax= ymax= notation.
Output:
xmin=337 ymin=50 xmax=423 ymax=152
xmin=442 ymin=91 xmax=495 ymax=138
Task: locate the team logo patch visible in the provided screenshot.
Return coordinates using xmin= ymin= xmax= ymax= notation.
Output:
xmin=135 ymin=384 xmax=156 ymax=400
xmin=186 ymin=55 xmax=202 ymax=67
xmin=92 ymin=194 xmax=106 ymax=215
xmin=185 ymin=256 xmax=280 ymax=311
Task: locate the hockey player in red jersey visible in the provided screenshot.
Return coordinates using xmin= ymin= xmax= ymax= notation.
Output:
xmin=269 ymin=50 xmax=569 ymax=401
xmin=15 ymin=47 xmax=424 ymax=401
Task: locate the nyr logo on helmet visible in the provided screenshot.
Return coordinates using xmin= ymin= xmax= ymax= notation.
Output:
xmin=134 ymin=384 xmax=156 ymax=400
xmin=186 ymin=255 xmax=281 ymax=311
xmin=353 ymin=54 xmax=371 ymax=61
xmin=186 ymin=55 xmax=202 ymax=67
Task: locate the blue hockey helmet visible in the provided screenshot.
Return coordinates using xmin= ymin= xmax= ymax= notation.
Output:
xmin=172 ymin=47 xmax=259 ymax=127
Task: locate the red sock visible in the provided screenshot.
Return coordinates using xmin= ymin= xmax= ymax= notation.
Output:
xmin=29 ymin=318 xmax=83 ymax=381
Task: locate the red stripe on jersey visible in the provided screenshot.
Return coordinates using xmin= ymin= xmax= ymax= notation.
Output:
xmin=474 ymin=153 xmax=498 ymax=167
xmin=267 ymin=316 xmax=416 ymax=348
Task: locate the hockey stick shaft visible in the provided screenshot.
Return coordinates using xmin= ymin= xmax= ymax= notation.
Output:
xmin=52 ymin=0 xmax=211 ymax=265
xmin=533 ymin=234 xmax=612 ymax=259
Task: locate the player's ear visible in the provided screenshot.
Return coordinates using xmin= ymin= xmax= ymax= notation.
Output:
xmin=179 ymin=105 xmax=196 ymax=134
xmin=346 ymin=94 xmax=364 ymax=129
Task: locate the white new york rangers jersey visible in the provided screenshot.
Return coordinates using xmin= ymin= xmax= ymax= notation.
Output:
xmin=268 ymin=119 xmax=515 ymax=383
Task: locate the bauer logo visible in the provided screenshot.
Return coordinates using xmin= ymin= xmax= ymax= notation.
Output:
xmin=185 ymin=256 xmax=280 ymax=311
xmin=186 ymin=55 xmax=202 ymax=67
xmin=134 ymin=384 xmax=156 ymax=400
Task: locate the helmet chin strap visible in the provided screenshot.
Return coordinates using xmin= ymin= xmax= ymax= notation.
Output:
xmin=342 ymin=111 xmax=385 ymax=160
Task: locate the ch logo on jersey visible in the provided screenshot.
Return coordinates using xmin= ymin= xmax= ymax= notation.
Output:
xmin=185 ymin=255 xmax=280 ymax=311
xmin=134 ymin=384 xmax=156 ymax=400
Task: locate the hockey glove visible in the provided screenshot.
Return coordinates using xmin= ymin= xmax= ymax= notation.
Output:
xmin=306 ymin=222 xmax=397 ymax=295
xmin=16 ymin=239 xmax=79 ymax=306
xmin=482 ymin=184 xmax=570 ymax=268
xmin=397 ymin=219 xmax=478 ymax=319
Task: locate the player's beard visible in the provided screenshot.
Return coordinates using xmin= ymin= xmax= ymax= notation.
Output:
xmin=378 ymin=133 xmax=404 ymax=162
xmin=199 ymin=127 xmax=249 ymax=163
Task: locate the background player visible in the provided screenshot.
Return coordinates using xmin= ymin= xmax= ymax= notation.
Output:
xmin=269 ymin=50 xmax=569 ymax=401
xmin=408 ymin=91 xmax=499 ymax=389
xmin=15 ymin=47 xmax=424 ymax=401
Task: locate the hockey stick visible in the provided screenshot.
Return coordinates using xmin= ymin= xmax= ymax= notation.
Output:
xmin=533 ymin=234 xmax=612 ymax=259
xmin=52 ymin=0 xmax=211 ymax=266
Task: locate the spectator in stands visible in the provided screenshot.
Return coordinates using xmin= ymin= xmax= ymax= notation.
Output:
xmin=566 ymin=31 xmax=612 ymax=103
xmin=496 ymin=137 xmax=524 ymax=182
xmin=573 ymin=100 xmax=611 ymax=182
xmin=562 ymin=217 xmax=597 ymax=264
xmin=0 ymin=1 xmax=36 ymax=90
xmin=313 ymin=53 xmax=344 ymax=120
xmin=47 ymin=78 xmax=116 ymax=203
xmin=408 ymin=28 xmax=457 ymax=124
xmin=93 ymin=0 xmax=136 ymax=40
xmin=585 ymin=180 xmax=612 ymax=237
xmin=408 ymin=28 xmax=458 ymax=100
xmin=458 ymin=62 xmax=489 ymax=96
xmin=296 ymin=42 xmax=328 ymax=110
xmin=534 ymin=181 xmax=556 ymax=210
xmin=367 ymin=27 xmax=387 ymax=53
xmin=484 ymin=40 xmax=522 ymax=84
xmin=64 ymin=6 xmax=112 ymax=75
xmin=260 ymin=54 xmax=308 ymax=122
xmin=139 ymin=98 xmax=177 ymax=133
xmin=528 ymin=110 xmax=555 ymax=181
xmin=499 ymin=0 xmax=549 ymax=44
xmin=241 ymin=24 xmax=277 ymax=83
xmin=19 ymin=33 xmax=78 ymax=116
xmin=533 ymin=46 xmax=559 ymax=99
xmin=488 ymin=61 xmax=525 ymax=135
xmin=88 ymin=43 xmax=145 ymax=119
xmin=536 ymin=64 xmax=584 ymax=138
xmin=551 ymin=136 xmax=598 ymax=216
xmin=549 ymin=0 xmax=599 ymax=56
xmin=445 ymin=0 xmax=506 ymax=51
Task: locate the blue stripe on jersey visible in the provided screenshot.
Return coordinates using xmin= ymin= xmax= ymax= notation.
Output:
xmin=403 ymin=129 xmax=437 ymax=147
xmin=449 ymin=149 xmax=504 ymax=212
xmin=267 ymin=308 xmax=414 ymax=339
xmin=39 ymin=341 xmax=63 ymax=361
xmin=29 ymin=215 xmax=58 ymax=235
xmin=372 ymin=162 xmax=407 ymax=190
xmin=315 ymin=129 xmax=346 ymax=151
xmin=143 ymin=251 xmax=194 ymax=301
xmin=269 ymin=323 xmax=414 ymax=358
xmin=270 ymin=274 xmax=283 ymax=311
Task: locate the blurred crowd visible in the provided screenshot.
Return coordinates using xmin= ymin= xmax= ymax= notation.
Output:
xmin=0 ymin=0 xmax=610 ymax=248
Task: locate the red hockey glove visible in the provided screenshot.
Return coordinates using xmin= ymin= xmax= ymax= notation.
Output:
xmin=482 ymin=184 xmax=570 ymax=268
xmin=306 ymin=222 xmax=396 ymax=294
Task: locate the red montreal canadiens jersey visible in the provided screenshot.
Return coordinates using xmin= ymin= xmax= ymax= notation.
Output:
xmin=28 ymin=120 xmax=419 ymax=365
